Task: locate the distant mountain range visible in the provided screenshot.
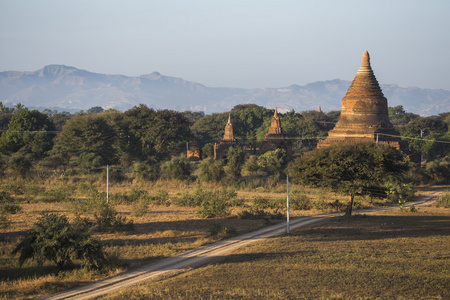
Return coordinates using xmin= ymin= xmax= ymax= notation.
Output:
xmin=1 ymin=65 xmax=449 ymax=116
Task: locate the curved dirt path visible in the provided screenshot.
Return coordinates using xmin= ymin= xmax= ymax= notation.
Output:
xmin=44 ymin=189 xmax=444 ymax=300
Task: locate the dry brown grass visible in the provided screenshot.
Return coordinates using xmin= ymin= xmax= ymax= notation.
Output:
xmin=105 ymin=205 xmax=450 ymax=300
xmin=1 ymin=174 xmax=443 ymax=299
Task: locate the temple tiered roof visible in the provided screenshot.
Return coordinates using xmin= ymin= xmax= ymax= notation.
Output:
xmin=317 ymin=51 xmax=407 ymax=150
xmin=259 ymin=107 xmax=292 ymax=155
xmin=214 ymin=114 xmax=238 ymax=159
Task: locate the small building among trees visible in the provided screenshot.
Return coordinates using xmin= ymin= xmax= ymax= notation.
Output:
xmin=258 ymin=107 xmax=292 ymax=156
xmin=214 ymin=114 xmax=238 ymax=160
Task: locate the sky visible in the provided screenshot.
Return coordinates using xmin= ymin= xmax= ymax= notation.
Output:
xmin=1 ymin=0 xmax=450 ymax=90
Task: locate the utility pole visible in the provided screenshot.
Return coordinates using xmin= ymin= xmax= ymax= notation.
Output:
xmin=286 ymin=174 xmax=290 ymax=234
xmin=106 ymin=165 xmax=109 ymax=207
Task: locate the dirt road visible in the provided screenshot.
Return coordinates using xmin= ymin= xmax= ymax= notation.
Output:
xmin=43 ymin=190 xmax=443 ymax=300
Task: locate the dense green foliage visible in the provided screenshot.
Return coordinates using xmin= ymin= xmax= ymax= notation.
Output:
xmin=0 ymin=103 xmax=448 ymax=185
xmin=198 ymin=158 xmax=225 ymax=182
xmin=289 ymin=142 xmax=410 ymax=215
xmin=0 ymin=108 xmax=55 ymax=158
xmin=225 ymin=147 xmax=246 ymax=178
xmin=12 ymin=213 xmax=105 ymax=268
xmin=161 ymin=155 xmax=192 ymax=180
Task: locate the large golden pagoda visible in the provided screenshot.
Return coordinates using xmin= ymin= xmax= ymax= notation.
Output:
xmin=317 ymin=51 xmax=410 ymax=154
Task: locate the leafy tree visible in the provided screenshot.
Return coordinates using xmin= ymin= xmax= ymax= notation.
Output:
xmin=191 ymin=112 xmax=229 ymax=146
xmin=402 ymin=116 xmax=449 ymax=160
xmin=87 ymin=106 xmax=104 ymax=114
xmin=8 ymin=150 xmax=33 ymax=178
xmin=12 ymin=213 xmax=105 ymax=269
xmin=50 ymin=112 xmax=73 ymax=131
xmin=124 ymin=105 xmax=192 ymax=161
xmin=14 ymin=103 xmax=25 ymax=112
xmin=93 ymin=205 xmax=134 ymax=232
xmin=198 ymin=158 xmax=225 ymax=182
xmin=257 ymin=148 xmax=289 ymax=179
xmin=289 ymin=142 xmax=409 ymax=216
xmin=202 ymin=143 xmax=215 ymax=158
xmin=243 ymin=155 xmax=259 ymax=175
xmin=279 ymin=109 xmax=303 ymax=137
xmin=132 ymin=159 xmax=161 ymax=181
xmin=233 ymin=105 xmax=272 ymax=143
xmin=0 ymin=108 xmax=56 ymax=159
xmin=226 ymin=147 xmax=246 ymax=178
xmin=181 ymin=110 xmax=205 ymax=126
xmin=161 ymin=155 xmax=192 ymax=180
xmin=191 ymin=105 xmax=272 ymax=147
xmin=0 ymin=113 xmax=12 ymax=133
xmin=0 ymin=153 xmax=6 ymax=177
xmin=296 ymin=110 xmax=337 ymax=151
xmin=195 ymin=189 xmax=232 ymax=219
xmin=0 ymin=102 xmax=14 ymax=114
xmin=55 ymin=114 xmax=116 ymax=167
xmin=388 ymin=105 xmax=419 ymax=128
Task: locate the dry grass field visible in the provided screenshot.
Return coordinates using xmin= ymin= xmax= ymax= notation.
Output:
xmin=106 ymin=206 xmax=450 ymax=299
xmin=0 ymin=175 xmax=448 ymax=299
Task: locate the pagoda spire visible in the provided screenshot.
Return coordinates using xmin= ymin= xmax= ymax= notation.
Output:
xmin=222 ymin=113 xmax=235 ymax=141
xmin=317 ymin=51 xmax=403 ymax=150
xmin=266 ymin=107 xmax=282 ymax=136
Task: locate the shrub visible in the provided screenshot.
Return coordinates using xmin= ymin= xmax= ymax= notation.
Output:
xmin=12 ymin=213 xmax=105 ymax=269
xmin=161 ymin=155 xmax=191 ymax=180
xmin=0 ymin=203 xmax=22 ymax=214
xmin=237 ymin=209 xmax=284 ymax=221
xmin=40 ymin=184 xmax=74 ymax=202
xmin=171 ymin=192 xmax=196 ymax=207
xmin=8 ymin=152 xmax=32 ymax=178
xmin=243 ymin=155 xmax=259 ymax=175
xmin=151 ymin=189 xmax=169 ymax=206
xmin=172 ymin=189 xmax=206 ymax=207
xmin=102 ymin=168 xmax=126 ymax=183
xmin=0 ymin=212 xmax=10 ymax=229
xmin=202 ymin=143 xmax=215 ymax=158
xmin=251 ymin=196 xmax=269 ymax=210
xmin=23 ymin=185 xmax=43 ymax=200
xmin=110 ymin=188 xmax=150 ymax=205
xmin=131 ymin=199 xmax=148 ymax=217
xmin=93 ymin=205 xmax=134 ymax=232
xmin=2 ymin=183 xmax=23 ymax=196
xmin=172 ymin=188 xmax=236 ymax=211
xmin=229 ymin=197 xmax=245 ymax=207
xmin=384 ymin=181 xmax=414 ymax=205
xmin=198 ymin=158 xmax=224 ymax=182
xmin=226 ymin=147 xmax=246 ymax=178
xmin=76 ymin=152 xmax=104 ymax=172
xmin=437 ymin=191 xmax=450 ymax=208
xmin=132 ymin=160 xmax=160 ymax=181
xmin=196 ymin=196 xmax=230 ymax=219
xmin=290 ymin=192 xmax=312 ymax=210
xmin=0 ymin=191 xmax=14 ymax=203
xmin=312 ymin=199 xmax=329 ymax=211
xmin=257 ymin=148 xmax=289 ymax=179
xmin=77 ymin=182 xmax=99 ymax=198
xmin=209 ymin=221 xmax=236 ymax=236
xmin=328 ymin=199 xmax=344 ymax=211
xmin=424 ymin=159 xmax=450 ymax=184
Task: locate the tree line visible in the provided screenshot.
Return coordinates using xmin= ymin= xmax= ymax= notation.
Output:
xmin=0 ymin=102 xmax=448 ymax=182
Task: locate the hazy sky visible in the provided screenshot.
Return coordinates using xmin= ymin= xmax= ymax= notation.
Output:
xmin=1 ymin=0 xmax=450 ymax=90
